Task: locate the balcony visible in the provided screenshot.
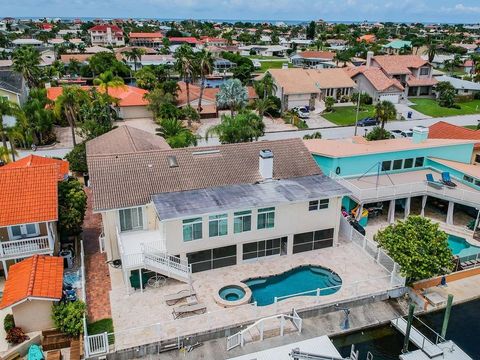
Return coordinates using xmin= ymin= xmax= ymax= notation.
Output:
xmin=0 ymin=236 xmax=53 ymax=260
xmin=331 ymin=169 xmax=480 ymax=208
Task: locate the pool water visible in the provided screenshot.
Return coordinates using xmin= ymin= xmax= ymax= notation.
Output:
xmin=219 ymin=286 xmax=246 ymax=302
xmin=447 ymin=234 xmax=480 ymax=258
xmin=243 ymin=266 xmax=342 ymax=306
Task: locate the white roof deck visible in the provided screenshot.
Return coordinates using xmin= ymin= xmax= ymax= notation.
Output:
xmin=334 ymin=169 xmax=480 ymax=208
xmin=228 ymin=335 xmax=342 ymax=360
xmin=118 ymin=229 xmax=165 ymax=269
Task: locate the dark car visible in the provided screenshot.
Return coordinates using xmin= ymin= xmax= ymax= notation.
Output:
xmin=357 ymin=117 xmax=379 ymax=127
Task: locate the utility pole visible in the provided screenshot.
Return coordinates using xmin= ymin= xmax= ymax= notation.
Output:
xmin=354 ymin=89 xmax=361 ymax=136
xmin=441 ymin=294 xmax=454 ymax=339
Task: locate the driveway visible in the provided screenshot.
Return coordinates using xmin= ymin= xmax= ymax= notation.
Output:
xmin=394 ymin=102 xmax=431 ymax=121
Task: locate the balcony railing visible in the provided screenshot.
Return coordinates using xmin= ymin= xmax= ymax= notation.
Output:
xmin=0 ymin=236 xmax=52 ymax=258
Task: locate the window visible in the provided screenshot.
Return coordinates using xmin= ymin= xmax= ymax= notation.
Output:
xmin=309 ymin=199 xmax=329 ymax=211
xmin=414 ymin=157 xmax=424 ymax=167
xmin=9 ymin=224 xmax=40 ymax=240
xmin=119 ymin=207 xmax=144 ymax=232
xmin=257 ymin=207 xmax=275 ymax=229
xmin=475 ymin=154 xmax=480 ymax=164
xmin=187 ymin=245 xmax=237 ymax=273
xmin=419 ymin=67 xmax=429 ymax=76
xmin=234 ymin=211 xmax=251 ymax=233
xmin=209 ymin=214 xmax=228 ymax=237
xmin=464 ymin=175 xmax=474 ymax=183
xmin=243 ymin=237 xmax=285 ymax=260
xmin=293 ymin=228 xmax=334 ymax=254
xmin=404 ymin=158 xmax=414 ymax=169
xmin=393 ymin=159 xmax=403 ymax=170
xmin=183 ymin=218 xmax=203 ymax=241
xmin=381 ymin=161 xmax=392 ymax=171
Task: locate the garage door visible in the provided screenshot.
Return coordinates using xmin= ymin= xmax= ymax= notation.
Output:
xmin=379 ymin=93 xmax=400 ymax=104
xmin=119 ymin=106 xmax=153 ymax=120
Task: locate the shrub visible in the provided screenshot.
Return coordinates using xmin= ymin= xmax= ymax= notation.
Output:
xmin=365 ymin=126 xmax=392 ymax=141
xmin=58 ymin=178 xmax=87 ymax=236
xmin=324 ymin=97 xmax=335 ymax=112
xmin=65 ymin=142 xmax=87 ymax=174
xmin=474 ymin=92 xmax=480 ymax=100
xmin=6 ymin=327 xmax=28 ymax=345
xmin=4 ymin=314 xmax=15 ymax=332
xmin=52 ymin=301 xmax=86 ymax=337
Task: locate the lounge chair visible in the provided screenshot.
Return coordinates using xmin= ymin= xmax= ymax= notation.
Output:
xmin=441 ymin=172 xmax=457 ymax=188
xmin=172 ymin=303 xmax=206 ymax=319
xmin=165 ymin=288 xmax=196 ymax=305
xmin=425 ymin=173 xmax=444 ymax=189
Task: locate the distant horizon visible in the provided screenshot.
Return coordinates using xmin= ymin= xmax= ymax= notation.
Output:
xmin=3 ymin=0 xmax=480 ymax=25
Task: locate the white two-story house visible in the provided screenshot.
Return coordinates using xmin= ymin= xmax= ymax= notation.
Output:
xmin=88 ymin=24 xmax=125 ymax=46
xmin=87 ymin=127 xmax=350 ymax=289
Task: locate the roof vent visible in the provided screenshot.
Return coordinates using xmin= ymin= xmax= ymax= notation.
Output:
xmin=167 ymin=156 xmax=178 ymax=168
xmin=192 ymin=149 xmax=221 ymax=156
xmin=259 ymin=149 xmax=273 ymax=180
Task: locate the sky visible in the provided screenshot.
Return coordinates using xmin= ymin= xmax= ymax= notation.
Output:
xmin=4 ymin=0 xmax=480 ymax=23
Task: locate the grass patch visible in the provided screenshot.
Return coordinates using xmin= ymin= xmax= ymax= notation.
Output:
xmin=257 ymin=61 xmax=292 ymax=72
xmin=87 ymin=318 xmax=114 ymax=335
xmin=247 ymin=55 xmax=285 ymax=60
xmin=409 ymin=98 xmax=480 ymax=117
xmin=464 ymin=125 xmax=479 ymax=130
xmin=322 ymin=105 xmax=375 ymax=126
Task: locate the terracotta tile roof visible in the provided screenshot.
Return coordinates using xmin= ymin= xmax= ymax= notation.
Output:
xmin=429 ymin=121 xmax=480 ymax=149
xmin=357 ymin=34 xmax=376 ymax=43
xmin=0 ymin=255 xmax=63 ymax=309
xmin=87 ymin=135 xmax=321 ymax=211
xmin=305 ymin=137 xmax=477 ymax=158
xmin=3 ymin=155 xmax=69 ymax=180
xmin=169 ymin=37 xmax=201 ymax=44
xmin=176 ymin=82 xmax=257 ymax=107
xmin=463 ymin=59 xmax=474 ymax=67
xmin=129 ymin=32 xmax=163 ymax=39
xmin=86 ymin=126 xmax=171 ymax=156
xmin=373 ymin=55 xmax=429 ymax=75
xmin=47 ymin=85 xmax=149 ymax=107
xmin=345 ymin=66 xmax=404 ymax=91
xmin=0 ymin=164 xmax=58 ymax=227
xmin=406 ymin=76 xmax=438 ymax=87
xmin=88 ymin=24 xmax=123 ymax=34
xmin=297 ymin=51 xmax=335 ymax=60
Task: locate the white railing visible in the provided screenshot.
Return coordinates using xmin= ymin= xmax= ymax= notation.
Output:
xmin=331 ymin=173 xmax=480 ymax=206
xmin=142 ymin=244 xmax=191 ymax=277
xmin=86 ymin=332 xmax=109 ymax=356
xmin=0 ymin=236 xmax=51 ymax=258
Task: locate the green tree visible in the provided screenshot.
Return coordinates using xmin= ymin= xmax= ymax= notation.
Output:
xmin=21 ymin=88 xmax=55 ymax=146
xmin=174 ymin=44 xmax=197 ymax=109
xmin=375 ymin=216 xmax=454 ymax=281
xmin=365 ymin=126 xmax=392 ymax=141
xmin=254 ymin=97 xmax=277 ymax=117
xmin=78 ymin=89 xmax=114 ymax=140
xmin=0 ymin=97 xmax=21 ymax=149
xmin=156 ymin=118 xmax=198 ymax=148
xmin=12 ymin=46 xmax=41 ymax=88
xmin=374 ymin=100 xmax=397 ymax=130
xmin=124 ymin=48 xmax=145 ymax=72
xmin=65 ymin=142 xmax=88 ymax=173
xmin=54 ymin=86 xmax=89 ymax=146
xmin=93 ymin=70 xmax=125 ymax=97
xmin=135 ymin=67 xmax=157 ymax=90
xmin=424 ymin=38 xmax=437 ymax=63
xmin=206 ymin=110 xmax=265 ymax=144
xmin=437 ymin=81 xmax=457 ymax=108
xmin=324 ymin=96 xmax=335 ymax=112
xmin=254 ymin=72 xmax=277 ymax=99
xmin=196 ymin=49 xmax=214 ymax=113
xmin=306 ymin=21 xmax=316 ymax=40
xmin=52 ymin=301 xmax=86 ymax=337
xmin=58 ymin=177 xmax=87 ymax=235
xmin=145 ymin=87 xmax=177 ymax=118
xmin=216 ymin=79 xmax=248 ymax=116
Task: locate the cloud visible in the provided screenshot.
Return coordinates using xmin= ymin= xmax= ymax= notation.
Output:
xmin=453 ymin=3 xmax=480 ymax=13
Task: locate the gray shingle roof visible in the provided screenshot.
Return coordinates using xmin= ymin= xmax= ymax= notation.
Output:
xmin=87 ymin=129 xmax=322 ymax=211
xmin=0 ymin=70 xmax=24 ymax=95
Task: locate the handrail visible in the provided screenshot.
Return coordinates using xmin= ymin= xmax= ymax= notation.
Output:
xmin=0 ymin=236 xmax=51 ymax=257
xmin=143 ymin=244 xmax=191 ymax=275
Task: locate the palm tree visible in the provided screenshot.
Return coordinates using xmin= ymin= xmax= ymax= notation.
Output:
xmin=374 ymin=100 xmax=397 ymax=130
xmin=12 ymin=46 xmax=41 ymax=88
xmin=424 ymin=38 xmax=437 ymax=63
xmin=93 ymin=70 xmax=125 ymax=97
xmin=54 ymin=86 xmax=89 ymax=146
xmin=206 ymin=111 xmax=265 ymax=144
xmin=0 ymin=146 xmax=15 ymax=163
xmin=196 ymin=49 xmax=213 ymax=113
xmin=254 ymin=97 xmax=276 ymax=117
xmin=216 ymin=79 xmax=248 ymax=117
xmin=156 ymin=118 xmax=198 ymax=148
xmin=124 ymin=48 xmax=146 ymax=72
xmin=6 ymin=127 xmax=24 ymax=161
xmin=174 ymin=44 xmax=197 ymax=107
xmin=22 ymin=88 xmax=54 ymax=146
xmin=0 ymin=97 xmax=21 ymax=149
xmin=254 ymin=72 xmax=277 ymax=100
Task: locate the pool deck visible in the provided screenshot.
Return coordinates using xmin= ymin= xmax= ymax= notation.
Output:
xmin=108 ymin=240 xmax=394 ymax=350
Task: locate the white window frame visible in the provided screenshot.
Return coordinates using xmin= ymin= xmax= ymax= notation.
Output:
xmin=257 ymin=207 xmax=275 ymax=230
xmin=183 ymin=217 xmax=203 ymax=242
xmin=208 ymin=214 xmax=228 ymax=237
xmin=118 ymin=206 xmax=145 ymax=232
xmin=234 ymin=210 xmax=252 ymax=234
xmin=308 ymin=199 xmax=330 ymax=211
xmin=8 ymin=223 xmax=40 ymax=240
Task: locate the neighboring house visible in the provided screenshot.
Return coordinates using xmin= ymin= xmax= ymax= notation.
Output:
xmin=357 ymin=34 xmax=376 ymax=43
xmin=123 ymin=54 xmax=175 ymax=70
xmin=290 ymin=51 xmax=336 ymax=69
xmin=345 ymin=66 xmax=404 ymax=104
xmin=420 ymin=54 xmax=455 ymax=69
xmin=47 ymin=85 xmax=152 ymax=120
xmin=88 ymin=24 xmax=125 ymax=46
xmin=212 ymin=58 xmax=237 ymax=73
xmin=11 ymin=38 xmax=43 ymax=47
xmin=0 ymin=255 xmax=63 ymax=332
xmin=0 ymin=22 xmax=6 ymax=31
xmin=168 ymin=37 xmax=202 ymax=47
xmin=429 ymin=121 xmax=480 ymax=164
xmin=87 ymin=129 xmax=349 ymax=291
xmin=436 ymin=75 xmax=480 ymax=97
xmin=268 ymin=68 xmax=356 ymax=110
xmin=382 ymin=40 xmax=412 ymax=55
xmin=200 ymin=36 xmax=229 ymax=47
xmin=452 ymin=43 xmax=478 ymax=54
xmin=0 ymin=70 xmax=28 ymax=105
xmin=306 ymin=127 xmax=480 ymax=225
xmin=129 ymin=32 xmax=164 ymax=48
xmin=462 ymin=59 xmax=475 ymax=74
xmin=0 ymin=160 xmax=65 ymax=278
xmin=239 ymin=45 xmax=289 ymax=57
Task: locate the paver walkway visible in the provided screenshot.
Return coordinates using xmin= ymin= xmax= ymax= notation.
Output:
xmin=83 ymin=187 xmax=112 ymax=322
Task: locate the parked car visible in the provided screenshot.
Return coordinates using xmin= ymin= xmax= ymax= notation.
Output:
xmin=357 ymin=117 xmax=379 ymax=127
xmin=390 ymin=130 xmax=403 ymax=139
xmin=401 ymin=130 xmax=413 ymax=138
xmin=292 ymin=106 xmax=310 ymax=119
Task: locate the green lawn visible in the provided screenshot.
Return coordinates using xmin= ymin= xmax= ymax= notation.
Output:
xmin=247 ymin=55 xmax=285 ymax=60
xmin=257 ymin=61 xmax=292 ymax=72
xmin=322 ymin=105 xmax=375 ymax=126
xmin=87 ymin=318 xmax=114 ymax=335
xmin=464 ymin=125 xmax=479 ymax=130
xmin=409 ymin=98 xmax=480 ymax=117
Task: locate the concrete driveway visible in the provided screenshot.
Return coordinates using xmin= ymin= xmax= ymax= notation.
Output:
xmin=394 ymin=102 xmax=431 ymax=121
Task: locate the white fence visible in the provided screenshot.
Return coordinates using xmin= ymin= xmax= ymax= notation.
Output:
xmin=86 ymin=332 xmax=109 ymax=356
xmin=0 ymin=236 xmax=51 ymax=258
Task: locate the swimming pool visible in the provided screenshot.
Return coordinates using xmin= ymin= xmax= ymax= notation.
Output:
xmin=447 ymin=234 xmax=480 ymax=258
xmin=243 ymin=265 xmax=342 ymax=306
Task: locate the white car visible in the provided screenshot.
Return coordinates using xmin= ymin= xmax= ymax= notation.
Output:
xmin=390 ymin=130 xmax=403 ymax=139
xmin=401 ymin=130 xmax=413 ymax=138
xmin=293 ymin=106 xmax=310 ymax=119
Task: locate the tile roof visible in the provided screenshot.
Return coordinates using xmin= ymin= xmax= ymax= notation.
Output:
xmin=0 ymin=255 xmax=63 ymax=309
xmin=168 ymin=37 xmax=201 ymax=44
xmin=88 ymin=24 xmax=123 ymax=34
xmin=304 ymin=137 xmax=477 ymax=158
xmin=87 ymin=134 xmax=321 ymax=211
xmin=129 ymin=32 xmax=163 ymax=39
xmin=3 ymin=155 xmax=69 ymax=180
xmin=345 ymin=66 xmax=404 ymax=92
xmin=47 ymin=85 xmax=149 ymax=107
xmin=429 ymin=121 xmax=480 ymax=149
xmin=0 ymin=164 xmax=59 ymax=227
xmin=373 ymin=55 xmax=429 ymax=75
xmin=0 ymin=70 xmax=24 ymax=95
xmin=357 ymin=34 xmax=376 ymax=43
xmin=86 ymin=126 xmax=171 ymax=156
xmin=60 ymin=54 xmax=93 ymax=63
xmin=176 ymin=82 xmax=257 ymax=107
xmin=406 ymin=76 xmax=438 ymax=87
xmin=297 ymin=51 xmax=335 ymax=60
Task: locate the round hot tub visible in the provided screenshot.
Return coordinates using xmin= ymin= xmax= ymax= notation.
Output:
xmin=214 ymin=283 xmax=252 ymax=307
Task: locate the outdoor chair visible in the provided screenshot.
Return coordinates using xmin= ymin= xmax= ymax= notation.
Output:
xmin=425 ymin=173 xmax=444 ymax=189
xmin=441 ymin=172 xmax=457 ymax=188
xmin=172 ymin=303 xmax=207 ymax=319
xmin=165 ymin=288 xmax=196 ymax=305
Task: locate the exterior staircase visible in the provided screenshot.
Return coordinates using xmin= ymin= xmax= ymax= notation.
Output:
xmin=142 ymin=244 xmax=191 ymax=283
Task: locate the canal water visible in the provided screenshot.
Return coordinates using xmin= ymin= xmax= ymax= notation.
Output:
xmin=332 ymin=299 xmax=479 ymax=359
